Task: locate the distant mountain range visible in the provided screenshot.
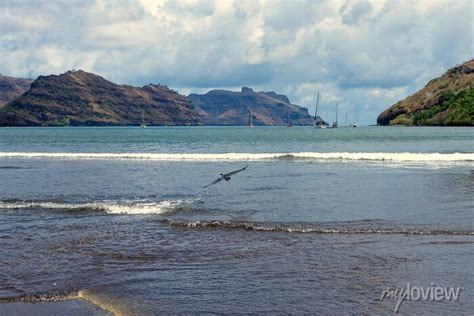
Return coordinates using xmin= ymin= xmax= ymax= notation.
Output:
xmin=0 ymin=71 xmax=313 ymax=127
xmin=0 ymin=71 xmax=200 ymax=126
xmin=5 ymin=59 xmax=471 ymax=127
xmin=0 ymin=76 xmax=33 ymax=108
xmin=377 ymin=59 xmax=473 ymax=126
xmin=189 ymin=87 xmax=313 ymax=126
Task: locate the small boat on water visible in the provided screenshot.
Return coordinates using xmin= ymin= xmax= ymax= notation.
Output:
xmin=332 ymin=103 xmax=338 ymax=128
xmin=313 ymin=92 xmax=329 ymax=128
xmin=248 ymin=109 xmax=254 ymax=127
xmin=140 ymin=110 xmax=147 ymax=128
xmin=286 ymin=113 xmax=292 ymax=128
xmin=352 ymin=105 xmax=359 ymax=128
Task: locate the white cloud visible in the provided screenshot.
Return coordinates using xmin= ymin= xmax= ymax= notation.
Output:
xmin=0 ymin=0 xmax=472 ymax=124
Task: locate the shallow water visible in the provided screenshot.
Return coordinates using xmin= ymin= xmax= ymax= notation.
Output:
xmin=0 ymin=126 xmax=473 ymax=314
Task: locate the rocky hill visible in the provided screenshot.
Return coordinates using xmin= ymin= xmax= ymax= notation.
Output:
xmin=0 ymin=75 xmax=33 ymax=107
xmin=189 ymin=87 xmax=313 ymax=126
xmin=377 ymin=59 xmax=474 ymax=126
xmin=0 ymin=70 xmax=201 ymax=126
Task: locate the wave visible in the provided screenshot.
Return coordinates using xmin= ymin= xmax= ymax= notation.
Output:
xmin=166 ymin=220 xmax=474 ymax=236
xmin=0 ymin=290 xmax=129 ymax=316
xmin=0 ymin=151 xmax=473 ymax=164
xmin=0 ymin=199 xmax=198 ymax=215
xmin=0 ymin=291 xmax=79 ymax=303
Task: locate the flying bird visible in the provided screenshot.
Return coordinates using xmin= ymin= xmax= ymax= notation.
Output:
xmin=203 ymin=165 xmax=249 ymax=188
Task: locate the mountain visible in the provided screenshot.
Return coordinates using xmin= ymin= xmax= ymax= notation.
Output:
xmin=377 ymin=60 xmax=474 ymax=126
xmin=188 ymin=87 xmax=314 ymax=126
xmin=0 ymin=70 xmax=201 ymax=126
xmin=0 ymin=75 xmax=33 ymax=107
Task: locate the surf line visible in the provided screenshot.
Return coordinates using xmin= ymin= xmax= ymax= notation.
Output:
xmin=1 ymin=152 xmax=473 ymax=162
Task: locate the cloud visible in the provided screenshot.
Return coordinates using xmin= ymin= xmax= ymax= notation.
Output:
xmin=340 ymin=0 xmax=373 ymax=25
xmin=0 ymin=0 xmax=472 ymax=124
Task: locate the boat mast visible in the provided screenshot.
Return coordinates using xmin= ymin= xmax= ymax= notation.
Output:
xmin=314 ymin=91 xmax=320 ymax=127
xmin=140 ymin=109 xmax=147 ymax=127
xmin=315 ymin=92 xmax=320 ymax=118
xmin=352 ymin=105 xmax=359 ymax=127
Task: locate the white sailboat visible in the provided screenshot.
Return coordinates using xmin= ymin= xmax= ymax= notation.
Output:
xmin=248 ymin=109 xmax=254 ymax=128
xmin=352 ymin=105 xmax=359 ymax=128
xmin=140 ymin=110 xmax=147 ymax=128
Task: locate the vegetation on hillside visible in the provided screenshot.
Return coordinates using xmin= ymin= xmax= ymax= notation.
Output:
xmin=412 ymin=88 xmax=474 ymax=126
xmin=377 ymin=59 xmax=474 ymax=126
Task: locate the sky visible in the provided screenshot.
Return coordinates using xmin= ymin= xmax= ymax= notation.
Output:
xmin=0 ymin=0 xmax=472 ymax=125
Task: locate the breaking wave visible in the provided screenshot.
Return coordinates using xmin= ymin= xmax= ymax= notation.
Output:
xmin=166 ymin=220 xmax=474 ymax=236
xmin=0 ymin=199 xmax=198 ymax=215
xmin=0 ymin=291 xmax=79 ymax=303
xmin=0 ymin=290 xmax=129 ymax=316
xmin=0 ymin=151 xmax=473 ymax=164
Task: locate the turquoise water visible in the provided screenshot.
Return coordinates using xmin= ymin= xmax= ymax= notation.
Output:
xmin=0 ymin=126 xmax=473 ymax=153
xmin=0 ymin=126 xmax=473 ymax=314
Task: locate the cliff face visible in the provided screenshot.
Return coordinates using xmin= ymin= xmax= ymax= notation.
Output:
xmin=0 ymin=70 xmax=201 ymax=126
xmin=189 ymin=87 xmax=314 ymax=126
xmin=0 ymin=76 xmax=33 ymax=107
xmin=377 ymin=60 xmax=474 ymax=126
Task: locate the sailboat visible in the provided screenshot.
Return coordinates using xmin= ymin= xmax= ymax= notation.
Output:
xmin=345 ymin=112 xmax=350 ymax=127
xmin=248 ymin=109 xmax=254 ymax=128
xmin=286 ymin=112 xmax=292 ymax=128
xmin=352 ymin=105 xmax=359 ymax=128
xmin=140 ymin=110 xmax=147 ymax=128
xmin=332 ymin=103 xmax=338 ymax=128
xmin=313 ymin=92 xmax=328 ymax=128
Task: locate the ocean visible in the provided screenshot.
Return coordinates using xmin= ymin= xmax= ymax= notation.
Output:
xmin=0 ymin=126 xmax=473 ymax=314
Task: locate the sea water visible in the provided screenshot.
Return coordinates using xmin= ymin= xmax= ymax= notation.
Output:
xmin=0 ymin=126 xmax=473 ymax=314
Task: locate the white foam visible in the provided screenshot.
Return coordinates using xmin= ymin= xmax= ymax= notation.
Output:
xmin=167 ymin=220 xmax=474 ymax=235
xmin=0 ymin=151 xmax=473 ymax=164
xmin=0 ymin=200 xmax=191 ymax=215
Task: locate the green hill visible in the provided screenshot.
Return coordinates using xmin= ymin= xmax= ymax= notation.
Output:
xmin=377 ymin=59 xmax=474 ymax=126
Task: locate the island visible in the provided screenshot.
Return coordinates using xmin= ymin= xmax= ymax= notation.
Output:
xmin=377 ymin=59 xmax=473 ymax=126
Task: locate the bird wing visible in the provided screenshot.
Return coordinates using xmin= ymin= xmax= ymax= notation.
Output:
xmin=225 ymin=165 xmax=249 ymax=176
xmin=203 ymin=177 xmax=224 ymax=188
